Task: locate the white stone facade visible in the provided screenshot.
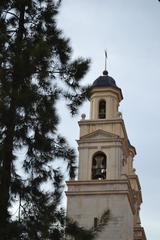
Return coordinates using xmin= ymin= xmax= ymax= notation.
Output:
xmin=66 ymin=74 xmax=147 ymax=240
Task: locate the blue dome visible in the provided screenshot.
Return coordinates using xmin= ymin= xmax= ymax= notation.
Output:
xmin=92 ymin=71 xmax=117 ymax=88
xmin=90 ymin=70 xmax=123 ymax=100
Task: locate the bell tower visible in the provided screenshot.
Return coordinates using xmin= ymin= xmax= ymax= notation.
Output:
xmin=66 ymin=70 xmax=147 ymax=240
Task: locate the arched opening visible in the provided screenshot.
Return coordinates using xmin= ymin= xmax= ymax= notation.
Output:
xmin=92 ymin=152 xmax=106 ymax=180
xmin=98 ymin=100 xmax=106 ymax=119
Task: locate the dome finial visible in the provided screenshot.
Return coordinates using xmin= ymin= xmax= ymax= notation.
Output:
xmin=103 ymin=50 xmax=108 ymax=76
xmin=103 ymin=70 xmax=108 ymax=76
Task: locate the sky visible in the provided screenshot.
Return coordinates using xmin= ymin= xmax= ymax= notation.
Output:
xmin=57 ymin=0 xmax=160 ymax=239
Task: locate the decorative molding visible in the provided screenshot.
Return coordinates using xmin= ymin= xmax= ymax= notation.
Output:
xmin=134 ymin=226 xmax=147 ymax=240
xmin=78 ymin=118 xmax=124 ymax=126
xmin=128 ymin=175 xmax=141 ymax=190
xmin=78 ymin=144 xmax=122 ymax=150
xmin=67 ymin=179 xmax=130 ymax=185
xmin=78 ymin=146 xmax=98 ymax=150
xmin=80 ymin=128 xmax=120 ymax=140
xmin=66 ymin=179 xmax=135 ymax=214
xmin=128 ymin=175 xmax=142 ymax=204
xmin=78 ymin=139 xmax=123 ymax=144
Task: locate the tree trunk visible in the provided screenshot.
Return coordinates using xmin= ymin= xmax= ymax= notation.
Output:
xmin=0 ymin=4 xmax=25 ymax=236
xmin=0 ymin=102 xmax=16 ymax=233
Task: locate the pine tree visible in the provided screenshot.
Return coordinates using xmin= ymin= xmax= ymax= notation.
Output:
xmin=0 ymin=0 xmax=91 ymax=239
xmin=66 ymin=210 xmax=110 ymax=240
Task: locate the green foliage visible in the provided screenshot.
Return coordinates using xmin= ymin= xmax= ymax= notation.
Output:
xmin=0 ymin=0 xmax=92 ymax=239
xmin=66 ymin=210 xmax=110 ymax=240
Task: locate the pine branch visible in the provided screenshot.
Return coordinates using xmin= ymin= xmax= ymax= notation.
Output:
xmin=65 ymin=210 xmax=110 ymax=240
xmin=3 ymin=10 xmax=19 ymax=20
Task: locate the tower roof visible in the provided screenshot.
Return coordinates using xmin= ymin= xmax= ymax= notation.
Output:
xmin=90 ymin=70 xmax=123 ymax=101
xmin=92 ymin=70 xmax=118 ymax=88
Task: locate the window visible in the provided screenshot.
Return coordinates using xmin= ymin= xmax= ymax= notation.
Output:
xmin=92 ymin=152 xmax=106 ymax=180
xmin=98 ymin=100 xmax=106 ymax=119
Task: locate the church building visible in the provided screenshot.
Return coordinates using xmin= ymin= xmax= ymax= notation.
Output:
xmin=66 ymin=69 xmax=147 ymax=240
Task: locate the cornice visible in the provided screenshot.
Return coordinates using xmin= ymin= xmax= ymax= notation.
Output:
xmin=78 ymin=144 xmax=122 ymax=150
xmin=78 ymin=118 xmax=124 ymax=126
xmin=67 ymin=179 xmax=130 ymax=185
xmin=89 ymin=86 xmax=123 ymax=102
xmin=66 ymin=179 xmax=135 ymax=214
xmin=77 ymin=137 xmax=123 ymax=144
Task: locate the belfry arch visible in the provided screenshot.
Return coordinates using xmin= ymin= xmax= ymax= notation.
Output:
xmin=92 ymin=151 xmax=106 ymax=180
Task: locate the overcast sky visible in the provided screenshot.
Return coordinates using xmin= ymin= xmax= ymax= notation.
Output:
xmin=57 ymin=0 xmax=160 ymax=239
